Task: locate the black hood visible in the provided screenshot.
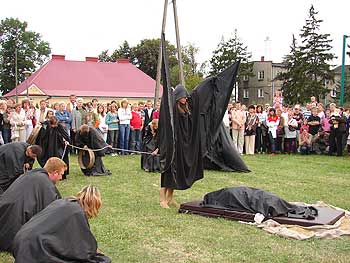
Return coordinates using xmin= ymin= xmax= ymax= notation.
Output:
xmin=173 ymin=85 xmax=189 ymax=102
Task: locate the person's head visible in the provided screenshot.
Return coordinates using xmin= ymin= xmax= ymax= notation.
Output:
xmin=294 ymin=104 xmax=301 ymax=114
xmin=131 ymin=103 xmax=138 ymax=111
xmin=276 ymin=108 xmax=282 ymax=116
xmin=25 ymin=145 xmax=42 ymax=160
xmin=248 ymin=105 xmax=255 ymax=114
xmin=39 ymin=100 xmax=47 ymax=110
xmin=0 ymin=100 xmax=7 ymax=111
xmin=300 ymin=125 xmax=309 ymax=135
xmin=121 ymin=98 xmax=128 ymax=109
xmin=92 ymin=98 xmax=98 ymax=107
xmin=318 ymin=104 xmax=324 ymax=112
xmin=46 ymin=109 xmax=54 ymax=119
xmin=110 ymin=103 xmax=117 ymax=112
xmin=86 ymin=102 xmax=93 ymax=112
xmin=76 ymin=185 xmax=101 ymax=219
xmin=138 ymin=101 xmax=145 ymax=110
xmin=6 ymin=98 xmax=14 ymax=108
xmin=151 ymin=118 xmax=159 ymax=130
xmin=306 ymin=103 xmax=312 ymax=110
xmin=146 ymin=100 xmax=153 ymax=109
xmin=235 ymin=101 xmax=241 ymax=110
xmin=76 ymin=98 xmax=84 ymax=108
xmin=59 ymin=102 xmax=66 ymax=112
xmin=69 ymin=94 xmax=76 ymax=103
xmin=14 ymin=103 xmax=21 ymax=113
xmin=97 ymin=104 xmax=105 ymax=115
xmin=329 ymin=103 xmax=336 ymax=113
xmin=265 ymin=103 xmax=270 ymax=110
xmin=174 ymin=85 xmax=189 ymax=105
xmin=21 ymin=99 xmax=30 ymax=109
xmin=311 ymin=96 xmax=316 ymax=103
xmin=156 ymin=101 xmax=161 ymax=110
xmin=227 ymin=103 xmax=233 ymax=110
xmin=311 ymin=107 xmax=318 ymax=116
xmin=325 ymin=109 xmax=331 ymax=118
xmin=48 ymin=116 xmax=59 ymax=128
xmin=288 ymin=109 xmax=294 ymax=118
xmin=80 ymin=124 xmax=90 ymax=136
xmin=241 ymin=104 xmax=246 ymax=111
xmin=269 ymin=108 xmax=276 ymax=117
xmin=256 ymin=104 xmax=263 ymax=113
xmin=44 ymin=157 xmax=67 ymax=184
xmin=53 ymin=102 xmax=59 ymax=111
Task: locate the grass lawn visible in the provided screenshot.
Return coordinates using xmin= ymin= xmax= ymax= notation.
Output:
xmin=1 ymin=154 xmax=350 ymax=262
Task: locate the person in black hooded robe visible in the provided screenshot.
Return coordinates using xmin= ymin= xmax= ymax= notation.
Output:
xmin=13 ymin=185 xmax=111 ymax=263
xmin=141 ymin=119 xmax=160 ymax=172
xmin=0 ymin=142 xmax=42 ymax=194
xmin=76 ymin=124 xmax=112 ymax=176
xmin=35 ymin=116 xmax=70 ymax=179
xmin=158 ymin=34 xmax=241 ymax=208
xmin=0 ymin=157 xmax=65 ymax=252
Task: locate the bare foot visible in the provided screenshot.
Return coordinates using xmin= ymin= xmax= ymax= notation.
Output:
xmin=167 ymin=199 xmax=180 ymax=208
xmin=160 ymin=200 xmax=169 ymax=209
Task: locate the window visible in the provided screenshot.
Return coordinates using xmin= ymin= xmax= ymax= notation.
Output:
xmin=258 ymin=71 xmax=264 ymax=80
xmin=258 ymin=88 xmax=264 ymax=98
xmin=243 ymin=75 xmax=249 ymax=82
xmin=330 ymin=88 xmax=337 ymax=98
xmin=243 ymin=89 xmax=249 ymax=99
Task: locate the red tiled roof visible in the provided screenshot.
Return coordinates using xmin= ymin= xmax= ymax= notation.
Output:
xmin=5 ymin=56 xmax=160 ymax=98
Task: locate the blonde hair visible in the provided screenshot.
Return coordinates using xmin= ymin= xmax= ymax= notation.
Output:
xmin=76 ymin=185 xmax=101 ymax=219
xmin=44 ymin=157 xmax=67 ymax=173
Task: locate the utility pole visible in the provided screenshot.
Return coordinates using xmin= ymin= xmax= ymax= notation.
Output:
xmin=15 ymin=46 xmax=18 ymax=103
xmin=154 ymin=0 xmax=169 ymax=106
xmin=172 ymin=0 xmax=185 ymax=86
xmin=340 ymin=35 xmax=348 ymax=107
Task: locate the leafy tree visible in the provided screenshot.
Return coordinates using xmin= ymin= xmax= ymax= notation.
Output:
xmin=209 ymin=29 xmax=253 ymax=81
xmin=98 ymin=50 xmax=112 ymax=62
xmin=0 ymin=18 xmax=51 ymax=94
xmin=111 ymin=40 xmax=134 ymax=62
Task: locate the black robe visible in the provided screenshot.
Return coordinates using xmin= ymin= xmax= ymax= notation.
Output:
xmin=141 ymin=126 xmax=160 ymax=172
xmin=158 ymin=35 xmax=241 ymax=190
xmin=13 ymin=198 xmax=111 ymax=263
xmin=204 ymin=124 xmax=250 ymax=172
xmin=75 ymin=128 xmax=111 ymax=176
xmin=35 ymin=122 xmax=70 ymax=179
xmin=202 ymin=186 xmax=317 ymax=219
xmin=0 ymin=142 xmax=34 ymax=194
xmin=0 ymin=168 xmax=61 ymax=252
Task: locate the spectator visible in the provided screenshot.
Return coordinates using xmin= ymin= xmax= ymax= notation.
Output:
xmin=284 ymin=110 xmax=298 ymax=154
xmin=35 ymin=100 xmax=49 ymax=124
xmin=71 ymin=98 xmax=86 ymax=152
xmin=318 ymin=103 xmax=325 ymax=122
xmin=143 ymin=100 xmax=155 ymax=127
xmin=22 ymin=99 xmax=35 ymax=140
xmin=85 ymin=102 xmax=99 ymax=128
xmin=329 ymin=108 xmax=346 ymax=156
xmin=91 ymin=98 xmax=98 ymax=113
xmin=0 ymin=100 xmax=6 ymax=145
xmin=310 ymin=96 xmax=318 ymax=105
xmin=307 ymin=107 xmax=321 ymax=152
xmin=303 ymin=103 xmax=312 ymax=120
xmin=273 ymin=90 xmax=283 ymax=109
xmin=2 ymin=106 xmax=12 ymax=144
xmin=52 ymin=102 xmax=60 ymax=113
xmin=105 ymin=103 xmax=119 ymax=155
xmin=10 ymin=104 xmax=26 ymax=142
xmin=266 ymin=108 xmax=279 ymax=155
xmin=255 ymin=104 xmax=267 ymax=153
xmin=97 ymin=104 xmax=108 ymax=142
xmin=55 ymin=102 xmax=71 ymax=137
xmin=244 ymin=105 xmax=258 ymax=155
xmin=276 ymin=108 xmax=285 ymax=153
xmin=231 ymin=101 xmax=246 ymax=154
xmin=322 ymin=109 xmax=331 ymax=133
xmin=299 ymin=125 xmax=312 ymax=155
xmin=66 ymin=94 xmax=76 ymax=113
xmin=152 ymin=101 xmax=160 ymax=120
xmin=130 ymin=103 xmax=143 ymax=152
xmin=223 ymin=103 xmax=231 ymax=136
xmin=313 ymin=128 xmax=329 ymax=154
xmin=118 ymin=99 xmax=132 ymax=155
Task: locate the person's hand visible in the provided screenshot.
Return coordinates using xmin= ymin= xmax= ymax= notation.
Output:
xmin=84 ymin=145 xmax=88 ymax=150
xmin=73 ymin=128 xmax=76 ymax=133
xmin=151 ymin=149 xmax=159 ymax=156
xmin=63 ymin=139 xmax=69 ymax=146
xmin=24 ymin=163 xmax=30 ymax=170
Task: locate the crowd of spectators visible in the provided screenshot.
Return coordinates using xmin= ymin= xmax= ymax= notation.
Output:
xmin=0 ymin=95 xmax=160 ymax=155
xmin=223 ymin=96 xmax=350 ymax=157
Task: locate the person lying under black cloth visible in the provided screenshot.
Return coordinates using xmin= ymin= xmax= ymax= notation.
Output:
xmin=13 ymin=185 xmax=111 ymax=263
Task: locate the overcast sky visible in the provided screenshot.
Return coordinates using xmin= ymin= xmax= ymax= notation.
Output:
xmin=1 ymin=0 xmax=349 ymax=67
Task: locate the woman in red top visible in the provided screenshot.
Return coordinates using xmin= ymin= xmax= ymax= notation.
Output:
xmin=130 ymin=103 xmax=143 ymax=151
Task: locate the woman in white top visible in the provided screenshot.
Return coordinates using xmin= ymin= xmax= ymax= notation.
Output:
xmin=284 ymin=110 xmax=298 ymax=153
xmin=97 ymin=104 xmax=108 ymax=142
xmin=10 ymin=103 xmax=26 ymax=142
xmin=117 ymin=98 xmax=132 ymax=155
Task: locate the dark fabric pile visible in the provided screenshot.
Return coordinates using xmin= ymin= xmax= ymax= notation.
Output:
xmin=13 ymin=198 xmax=111 ymax=263
xmin=75 ymin=128 xmax=111 ymax=176
xmin=202 ymin=186 xmax=318 ymax=219
xmin=0 ymin=142 xmax=34 ymax=194
xmin=35 ymin=122 xmax=70 ymax=178
xmin=0 ymin=168 xmax=61 ymax=252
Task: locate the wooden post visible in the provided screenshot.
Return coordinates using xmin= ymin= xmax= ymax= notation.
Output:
xmin=172 ymin=0 xmax=185 ymax=86
xmin=154 ymin=0 xmax=169 ymax=106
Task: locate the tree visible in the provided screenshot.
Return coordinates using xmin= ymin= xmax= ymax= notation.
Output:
xmin=299 ymin=5 xmax=336 ymax=102
xmin=98 ymin=50 xmax=112 ymax=62
xmin=0 ymin=18 xmax=51 ymax=94
xmin=111 ymin=40 xmax=134 ymax=62
xmin=209 ymin=29 xmax=253 ymax=81
xmin=276 ymin=35 xmax=307 ymax=105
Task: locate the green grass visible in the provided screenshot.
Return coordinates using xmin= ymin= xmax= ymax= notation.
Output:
xmin=1 ymin=154 xmax=350 ymax=262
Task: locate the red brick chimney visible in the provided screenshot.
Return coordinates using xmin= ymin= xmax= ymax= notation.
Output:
xmin=85 ymin=57 xmax=98 ymax=62
xmin=117 ymin=58 xmax=129 ymax=64
xmin=52 ymin=55 xmax=65 ymax=60
xmin=261 ymin=56 xmax=265 ymax=62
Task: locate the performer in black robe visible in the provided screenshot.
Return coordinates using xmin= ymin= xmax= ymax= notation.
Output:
xmin=35 ymin=116 xmax=70 ymax=179
xmin=158 ymin=34 xmax=241 ymax=208
xmin=76 ymin=124 xmax=112 ymax=176
xmin=141 ymin=119 xmax=160 ymax=172
xmin=0 ymin=157 xmax=66 ymax=252
xmin=13 ymin=186 xmax=111 ymax=263
xmin=0 ymin=142 xmax=42 ymax=194
xmin=202 ymin=186 xmax=318 ymax=219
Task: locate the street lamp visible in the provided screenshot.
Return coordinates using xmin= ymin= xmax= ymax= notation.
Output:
xmin=340 ymin=35 xmax=349 ymax=107
xmin=23 ymin=70 xmax=31 ymax=98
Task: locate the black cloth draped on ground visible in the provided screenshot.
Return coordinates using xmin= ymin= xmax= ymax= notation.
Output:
xmin=159 ymin=34 xmax=241 ymax=190
xmin=202 ymin=186 xmax=318 ymax=219
xmin=141 ymin=125 xmax=160 ymax=172
xmin=204 ymin=124 xmax=250 ymax=172
xmin=75 ymin=128 xmax=111 ymax=176
xmin=13 ymin=198 xmax=111 ymax=263
xmin=0 ymin=168 xmax=61 ymax=252
xmin=35 ymin=122 xmax=70 ymax=178
xmin=0 ymin=142 xmax=34 ymax=194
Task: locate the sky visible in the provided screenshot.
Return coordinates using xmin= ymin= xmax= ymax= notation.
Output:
xmin=1 ymin=0 xmax=349 ymax=67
